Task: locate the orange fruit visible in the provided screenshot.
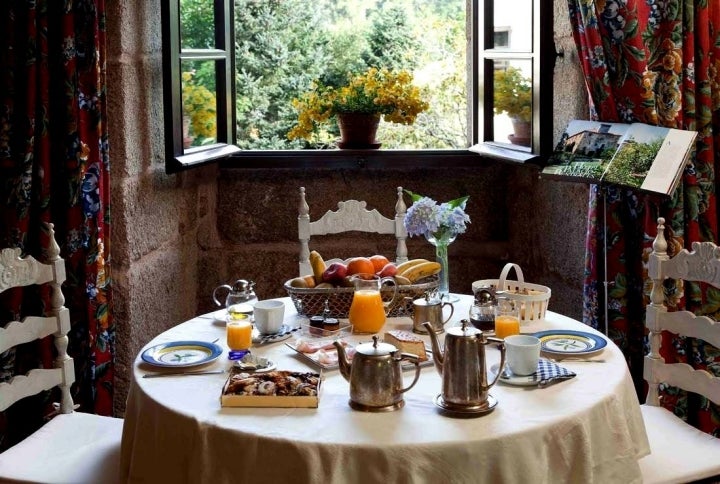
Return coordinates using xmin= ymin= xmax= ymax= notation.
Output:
xmin=346 ymin=257 xmax=375 ymax=276
xmin=369 ymin=255 xmax=390 ymax=273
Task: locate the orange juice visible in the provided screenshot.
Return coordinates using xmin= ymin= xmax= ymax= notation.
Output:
xmin=349 ymin=289 xmax=386 ymax=333
xmin=227 ymin=320 xmax=253 ymax=350
xmin=495 ymin=315 xmax=520 ymax=339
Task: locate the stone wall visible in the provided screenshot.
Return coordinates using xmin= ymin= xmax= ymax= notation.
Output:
xmin=106 ymin=0 xmax=588 ymax=416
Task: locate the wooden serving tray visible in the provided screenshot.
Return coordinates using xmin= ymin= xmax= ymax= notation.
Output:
xmin=220 ymin=369 xmax=322 ymax=408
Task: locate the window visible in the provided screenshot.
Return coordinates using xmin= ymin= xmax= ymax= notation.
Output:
xmin=163 ymin=0 xmax=552 ymax=173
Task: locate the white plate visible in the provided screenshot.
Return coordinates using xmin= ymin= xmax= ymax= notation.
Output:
xmin=285 ymin=340 xmax=433 ymax=371
xmin=532 ymin=330 xmax=607 ymax=356
xmin=141 ymin=341 xmax=223 ymax=368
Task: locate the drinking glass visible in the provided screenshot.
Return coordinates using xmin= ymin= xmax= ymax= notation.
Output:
xmin=494 ymin=298 xmax=520 ymax=339
xmin=226 ymin=314 xmax=253 ymax=360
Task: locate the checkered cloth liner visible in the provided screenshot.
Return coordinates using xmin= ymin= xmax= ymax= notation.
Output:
xmin=532 ymin=358 xmax=576 ymax=385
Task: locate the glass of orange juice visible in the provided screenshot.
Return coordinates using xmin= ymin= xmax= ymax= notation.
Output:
xmin=226 ymin=314 xmax=253 ymax=360
xmin=494 ymin=297 xmax=520 ymax=339
xmin=348 ymin=273 xmax=398 ymax=333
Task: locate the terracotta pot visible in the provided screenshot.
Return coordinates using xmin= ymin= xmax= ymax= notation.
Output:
xmin=508 ymin=118 xmax=530 ymax=147
xmin=336 ymin=113 xmax=382 ymax=149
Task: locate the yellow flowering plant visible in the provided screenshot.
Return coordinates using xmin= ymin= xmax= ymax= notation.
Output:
xmin=182 ymin=71 xmax=217 ymax=146
xmin=287 ymin=67 xmax=429 ymax=141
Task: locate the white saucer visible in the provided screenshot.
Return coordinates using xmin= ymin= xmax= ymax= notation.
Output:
xmin=253 ymin=324 xmax=298 ymax=345
xmin=490 ymin=363 xmax=538 ymax=386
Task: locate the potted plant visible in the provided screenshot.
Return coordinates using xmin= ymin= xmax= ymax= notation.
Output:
xmin=493 ymin=67 xmax=532 ymax=146
xmin=182 ymin=70 xmax=217 ymax=148
xmin=287 ymin=67 xmax=429 ymax=149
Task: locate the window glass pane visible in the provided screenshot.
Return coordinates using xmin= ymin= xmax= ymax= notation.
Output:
xmin=180 ymin=0 xmax=216 ymax=49
xmin=493 ymin=0 xmax=532 ymax=51
xmin=492 ymin=59 xmax=532 ymax=147
xmin=233 ymin=0 xmax=467 ymax=150
xmin=182 ymin=59 xmax=218 ymax=149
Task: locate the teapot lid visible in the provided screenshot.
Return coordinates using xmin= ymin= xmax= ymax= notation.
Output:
xmin=414 ymin=291 xmax=442 ymax=307
xmin=231 ymin=279 xmax=255 ymax=293
xmin=356 ymin=335 xmax=396 ymax=356
xmin=446 ymin=319 xmax=481 ymax=337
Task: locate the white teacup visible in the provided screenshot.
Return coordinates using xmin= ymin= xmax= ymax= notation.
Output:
xmin=253 ymin=300 xmax=285 ymax=334
xmin=504 ymin=335 xmax=541 ymax=376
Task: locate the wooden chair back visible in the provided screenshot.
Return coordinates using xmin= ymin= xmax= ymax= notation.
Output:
xmin=0 ymin=222 xmax=74 ymax=414
xmin=297 ymin=186 xmax=409 ymax=276
xmin=645 ymin=217 xmax=720 ymax=407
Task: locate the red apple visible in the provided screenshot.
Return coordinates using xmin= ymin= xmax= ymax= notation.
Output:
xmin=378 ymin=262 xmax=398 ymax=277
xmin=322 ymin=262 xmax=348 ymax=284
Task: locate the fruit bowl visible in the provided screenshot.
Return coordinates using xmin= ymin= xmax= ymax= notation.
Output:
xmin=284 ymin=275 xmax=439 ymax=318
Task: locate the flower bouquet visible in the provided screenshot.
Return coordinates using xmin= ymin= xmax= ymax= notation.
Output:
xmin=403 ymin=190 xmax=470 ymax=300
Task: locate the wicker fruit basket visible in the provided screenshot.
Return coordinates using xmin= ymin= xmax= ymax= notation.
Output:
xmin=285 ymin=275 xmax=439 ymax=318
xmin=471 ymin=263 xmax=551 ymax=322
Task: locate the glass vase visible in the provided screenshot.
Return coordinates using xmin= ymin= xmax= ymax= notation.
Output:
xmin=425 ymin=232 xmax=457 ymax=302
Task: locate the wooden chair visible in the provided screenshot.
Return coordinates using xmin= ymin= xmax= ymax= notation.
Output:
xmin=0 ymin=223 xmax=123 ymax=484
xmin=638 ymin=217 xmax=720 ymax=484
xmin=298 ymin=186 xmax=409 ymax=276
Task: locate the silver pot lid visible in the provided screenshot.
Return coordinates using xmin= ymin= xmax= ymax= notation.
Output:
xmin=446 ymin=319 xmax=481 ymax=337
xmin=356 ymin=335 xmax=396 ymax=356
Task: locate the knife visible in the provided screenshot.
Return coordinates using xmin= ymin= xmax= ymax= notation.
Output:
xmin=143 ymin=369 xmax=226 ymax=378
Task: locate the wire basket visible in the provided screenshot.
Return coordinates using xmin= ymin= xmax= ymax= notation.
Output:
xmin=471 ymin=263 xmax=551 ymax=322
xmin=285 ymin=275 xmax=439 ymax=318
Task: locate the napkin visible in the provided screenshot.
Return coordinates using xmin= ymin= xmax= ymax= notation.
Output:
xmin=532 ymin=358 xmax=576 ymax=387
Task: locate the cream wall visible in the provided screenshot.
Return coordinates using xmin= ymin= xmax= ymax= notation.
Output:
xmin=106 ymin=0 xmax=588 ymax=416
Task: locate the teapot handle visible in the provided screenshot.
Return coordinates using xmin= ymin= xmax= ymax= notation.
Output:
xmin=441 ymin=301 xmax=455 ymax=325
xmin=396 ymin=353 xmax=422 ymax=395
xmin=379 ymin=276 xmax=399 ymax=315
xmin=484 ymin=336 xmax=506 ymax=389
xmin=212 ymin=284 xmax=232 ymax=307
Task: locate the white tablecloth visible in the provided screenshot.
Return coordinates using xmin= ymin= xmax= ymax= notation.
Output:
xmin=120 ymin=296 xmax=649 ymax=484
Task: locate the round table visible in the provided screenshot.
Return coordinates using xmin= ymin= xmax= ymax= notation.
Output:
xmin=120 ymin=296 xmax=649 ymax=484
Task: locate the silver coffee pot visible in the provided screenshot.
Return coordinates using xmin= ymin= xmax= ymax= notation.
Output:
xmin=334 ymin=336 xmax=421 ymax=412
xmin=409 ymin=293 xmax=454 ymax=334
xmin=425 ymin=320 xmax=505 ymax=412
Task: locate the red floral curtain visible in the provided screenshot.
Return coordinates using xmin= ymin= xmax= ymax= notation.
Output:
xmin=568 ymin=0 xmax=720 ymax=434
xmin=0 ymin=0 xmax=113 ymax=449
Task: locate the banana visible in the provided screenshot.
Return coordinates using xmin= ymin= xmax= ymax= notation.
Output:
xmin=402 ymin=261 xmax=442 ymax=283
xmin=309 ymin=250 xmax=326 ymax=283
xmin=396 ymin=258 xmax=429 ymax=276
xmin=394 ymin=275 xmax=412 ymax=285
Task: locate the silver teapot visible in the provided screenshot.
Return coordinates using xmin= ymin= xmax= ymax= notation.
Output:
xmin=334 ymin=336 xmax=421 ymax=412
xmin=425 ymin=320 xmax=505 ymax=412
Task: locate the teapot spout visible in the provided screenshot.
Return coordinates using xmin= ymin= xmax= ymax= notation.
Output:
xmin=333 ymin=340 xmax=351 ymax=382
xmin=423 ymin=322 xmax=444 ymax=376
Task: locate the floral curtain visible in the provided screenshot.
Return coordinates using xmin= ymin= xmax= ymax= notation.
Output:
xmin=0 ymin=0 xmax=113 ymax=449
xmin=568 ymin=0 xmax=720 ymax=434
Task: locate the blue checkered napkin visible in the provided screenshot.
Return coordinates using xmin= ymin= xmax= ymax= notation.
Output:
xmin=532 ymin=358 xmax=576 ymax=386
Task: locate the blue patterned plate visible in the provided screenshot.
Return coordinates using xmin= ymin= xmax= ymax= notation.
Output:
xmin=531 ymin=330 xmax=607 ymax=356
xmin=141 ymin=340 xmax=223 ymax=368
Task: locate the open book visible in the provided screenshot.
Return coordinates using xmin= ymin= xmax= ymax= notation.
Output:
xmin=541 ymin=120 xmax=697 ymax=196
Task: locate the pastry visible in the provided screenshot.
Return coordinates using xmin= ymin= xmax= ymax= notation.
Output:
xmin=384 ymin=330 xmax=428 ymax=361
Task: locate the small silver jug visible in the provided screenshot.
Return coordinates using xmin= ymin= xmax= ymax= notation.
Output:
xmin=410 ymin=294 xmax=454 ymax=334
xmin=425 ymin=320 xmax=505 ymax=412
xmin=334 ymin=336 xmax=421 ymax=412
xmin=213 ymin=279 xmax=258 ymax=316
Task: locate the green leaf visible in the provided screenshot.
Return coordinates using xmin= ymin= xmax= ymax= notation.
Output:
xmin=447 ymin=195 xmax=469 ymax=208
xmin=403 ymin=189 xmax=424 ymax=202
